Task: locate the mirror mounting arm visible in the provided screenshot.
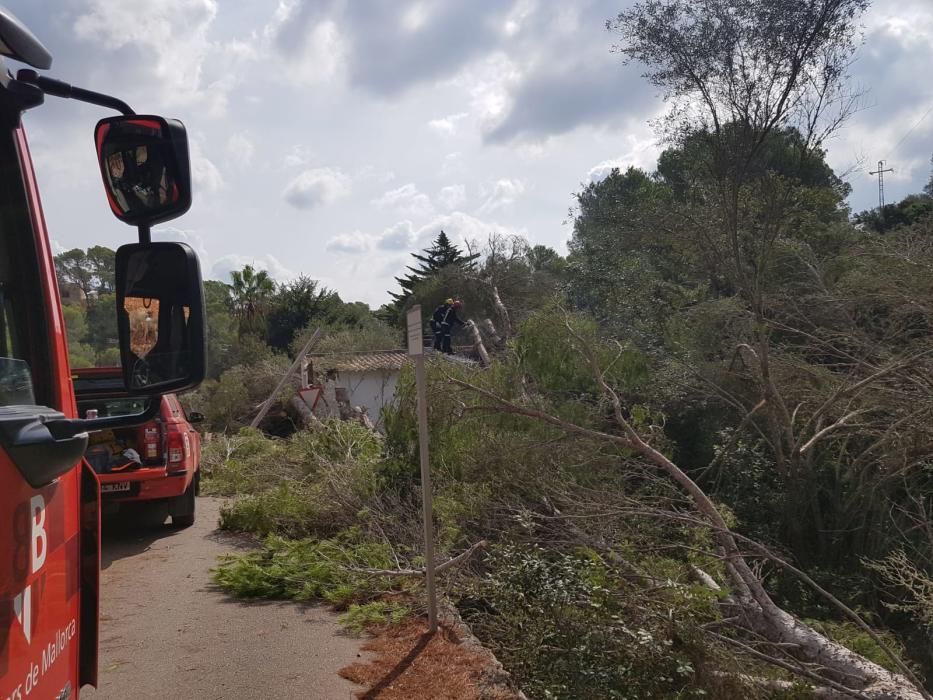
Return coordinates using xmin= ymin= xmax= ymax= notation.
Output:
xmin=16 ymin=69 xmax=134 ymax=116
xmin=138 ymin=224 xmax=151 ymax=245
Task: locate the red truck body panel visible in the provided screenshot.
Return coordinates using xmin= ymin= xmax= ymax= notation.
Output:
xmin=1 ymin=127 xmax=97 ymax=700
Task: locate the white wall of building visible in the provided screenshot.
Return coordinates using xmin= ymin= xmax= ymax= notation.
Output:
xmin=338 ymin=370 xmax=400 ymax=429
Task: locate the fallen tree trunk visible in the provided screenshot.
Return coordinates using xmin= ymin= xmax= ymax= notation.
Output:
xmin=480 ymin=318 xmax=503 ymax=347
xmin=288 ymin=395 xmax=324 ymax=431
xmin=465 ymin=320 xmax=491 ymax=366
xmin=489 ymin=285 xmax=512 ymax=337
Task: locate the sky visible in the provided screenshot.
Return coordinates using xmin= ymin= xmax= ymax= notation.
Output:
xmin=6 ymin=0 xmax=933 ymax=307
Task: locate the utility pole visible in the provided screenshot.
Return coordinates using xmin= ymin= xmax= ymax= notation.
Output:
xmin=869 ymin=160 xmax=894 ymax=213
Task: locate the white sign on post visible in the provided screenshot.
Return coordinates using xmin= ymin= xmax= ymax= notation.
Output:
xmin=407 ymin=306 xmax=424 ymax=356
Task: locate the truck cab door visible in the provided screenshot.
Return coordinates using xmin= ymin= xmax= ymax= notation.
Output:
xmin=0 ymin=121 xmax=91 ymax=699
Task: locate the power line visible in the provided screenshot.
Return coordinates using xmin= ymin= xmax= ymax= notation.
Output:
xmin=889 ymin=104 xmax=933 ymax=156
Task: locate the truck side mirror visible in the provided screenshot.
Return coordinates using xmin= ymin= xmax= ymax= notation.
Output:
xmin=95 ymin=115 xmax=191 ymax=227
xmin=115 ymin=242 xmax=206 ymax=394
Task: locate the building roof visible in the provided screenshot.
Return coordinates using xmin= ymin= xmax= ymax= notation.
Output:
xmin=310 ymin=350 xmax=410 ymax=373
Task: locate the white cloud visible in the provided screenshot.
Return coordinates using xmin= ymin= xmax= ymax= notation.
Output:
xmin=326 ymin=231 xmax=371 ymax=254
xmin=428 ymin=112 xmax=469 ymax=136
xmin=586 ymin=135 xmax=661 ymax=182
xmin=226 ymin=133 xmax=255 ymax=169
xmin=409 ymin=211 xmax=523 ymax=251
xmin=378 ymin=221 xmax=416 ymax=251
xmin=401 ymin=3 xmax=432 ymax=33
xmin=343 ymin=210 xmax=523 ymax=259
xmin=264 ymin=4 xmax=347 ymax=85
xmin=438 ymin=184 xmax=467 ymax=211
xmin=478 ymin=178 xmax=526 ymax=214
xmin=372 ymin=183 xmax=435 ymax=218
xmin=210 ymin=254 xmax=297 ymax=283
xmin=440 ymin=152 xmax=465 ymax=177
xmin=190 ymin=139 xmax=224 ymax=193
xmin=73 ymin=0 xmax=226 ymax=116
xmin=283 ymin=145 xmax=313 ymax=168
xmin=284 ymin=168 xmax=351 ymax=209
xmin=291 ymin=20 xmax=347 ymax=85
xmin=464 ymin=54 xmax=523 ymax=131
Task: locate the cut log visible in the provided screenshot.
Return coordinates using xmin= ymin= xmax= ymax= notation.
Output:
xmin=465 ymin=320 xmax=491 ymax=366
xmin=489 ymin=284 xmax=512 ymax=337
xmin=480 ymin=318 xmax=503 ymax=347
xmin=288 ymin=395 xmax=323 ymax=431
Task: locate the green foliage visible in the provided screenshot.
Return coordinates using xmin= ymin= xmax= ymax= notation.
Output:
xmin=855 ymin=194 xmax=933 ymax=233
xmin=62 ymin=305 xmax=95 ymax=368
xmin=213 ymin=533 xmax=406 ymax=609
xmin=200 ymin=428 xmax=284 ymax=492
xmin=203 ymin=279 xmax=239 ymax=378
xmin=203 ymin=422 xmax=387 ymax=539
xmin=514 ymin=306 xmax=649 ymax=399
xmin=383 ymin=230 xmax=480 ymax=323
xmin=339 ymin=601 xmax=410 ymax=634
xmin=464 ymin=544 xmax=715 ymax=699
xmin=266 ymin=275 xmax=348 ymax=351
xmin=293 ymin=313 xmax=399 ymax=356
xmin=60 ymin=295 xmax=118 ymax=368
xmin=84 ymin=292 xmax=117 ymax=353
xmin=228 ymin=264 xmax=276 ymax=335
xmin=219 ymin=482 xmax=323 ymax=538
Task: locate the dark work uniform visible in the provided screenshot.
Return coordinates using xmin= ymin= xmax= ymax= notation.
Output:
xmin=432 ymin=304 xmax=449 ymax=351
xmin=440 ymin=306 xmax=464 ymax=354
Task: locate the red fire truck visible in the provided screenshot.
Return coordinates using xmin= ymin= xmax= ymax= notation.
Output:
xmin=0 ymin=7 xmax=206 ymax=699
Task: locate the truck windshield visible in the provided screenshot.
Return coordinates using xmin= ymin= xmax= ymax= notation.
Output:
xmin=0 ymin=130 xmax=48 ymax=407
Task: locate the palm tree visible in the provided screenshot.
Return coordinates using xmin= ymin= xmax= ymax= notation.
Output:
xmin=228 ymin=265 xmax=276 ymax=335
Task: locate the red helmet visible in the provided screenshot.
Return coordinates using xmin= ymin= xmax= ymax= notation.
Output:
xmin=452 ymin=299 xmax=462 ymax=308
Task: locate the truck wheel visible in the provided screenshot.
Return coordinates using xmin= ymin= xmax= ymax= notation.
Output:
xmin=170 ymin=474 xmax=197 ymax=528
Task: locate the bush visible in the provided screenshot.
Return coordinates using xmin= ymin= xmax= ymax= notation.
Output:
xmin=200 ymin=428 xmax=297 ymax=496
xmin=205 ymin=423 xmax=392 ymax=541
xmin=462 ymin=544 xmax=716 ymax=700
xmin=219 ymin=483 xmax=323 ymax=538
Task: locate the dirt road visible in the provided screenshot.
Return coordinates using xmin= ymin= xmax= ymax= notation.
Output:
xmin=83 ymin=497 xmax=363 ymax=700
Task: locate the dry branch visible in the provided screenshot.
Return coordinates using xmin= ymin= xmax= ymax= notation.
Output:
xmin=348 ymin=540 xmax=488 ymax=578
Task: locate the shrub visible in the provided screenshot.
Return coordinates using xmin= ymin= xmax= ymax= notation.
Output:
xmin=462 ymin=544 xmax=716 ymax=700
xmin=219 ymin=482 xmax=323 ymax=538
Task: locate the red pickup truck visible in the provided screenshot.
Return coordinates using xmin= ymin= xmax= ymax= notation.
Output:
xmin=74 ymin=368 xmax=203 ymax=527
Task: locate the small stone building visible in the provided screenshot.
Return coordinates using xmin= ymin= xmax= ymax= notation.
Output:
xmin=307 ymin=351 xmax=410 ymax=431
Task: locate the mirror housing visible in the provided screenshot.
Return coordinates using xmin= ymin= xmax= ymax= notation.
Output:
xmin=95 ymin=115 xmax=191 ymax=227
xmin=115 ymin=242 xmax=205 ymax=395
xmin=187 ymin=411 xmax=205 ymax=425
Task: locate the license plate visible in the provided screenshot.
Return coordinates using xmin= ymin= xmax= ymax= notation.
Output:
xmin=101 ymin=482 xmax=131 ymax=493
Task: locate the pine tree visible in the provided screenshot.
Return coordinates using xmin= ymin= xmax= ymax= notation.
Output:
xmin=387 ymin=231 xmax=478 ymax=305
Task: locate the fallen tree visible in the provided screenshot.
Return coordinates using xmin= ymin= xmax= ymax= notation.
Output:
xmin=447 ymin=324 xmax=929 ymax=699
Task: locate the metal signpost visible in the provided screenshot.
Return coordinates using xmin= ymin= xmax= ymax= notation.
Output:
xmin=407 ymin=305 xmax=438 ymax=632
